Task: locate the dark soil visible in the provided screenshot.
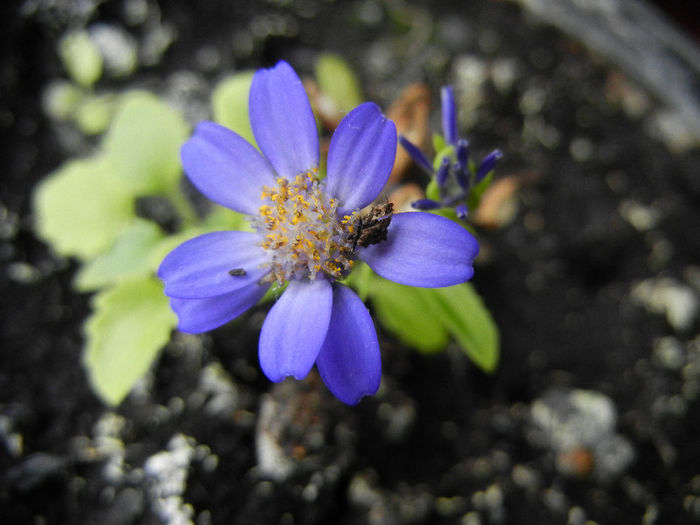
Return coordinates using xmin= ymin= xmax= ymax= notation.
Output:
xmin=2 ymin=1 xmax=699 ymax=524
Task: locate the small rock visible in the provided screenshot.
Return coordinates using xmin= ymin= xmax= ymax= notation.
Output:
xmin=632 ymin=277 xmax=699 ymax=332
xmin=348 ymin=469 xmax=433 ymax=525
xmin=529 ymin=388 xmax=634 ymax=480
xmin=618 ymin=199 xmax=660 ymax=232
xmin=254 ymin=376 xmax=355 ymax=483
xmin=89 ymin=24 xmax=138 ymax=78
xmin=6 ymin=453 xmax=68 ymax=492
xmin=144 ymin=434 xmax=196 ymax=525
xmin=652 ymin=337 xmax=686 ymax=370
xmin=198 ymin=362 xmax=239 ymax=418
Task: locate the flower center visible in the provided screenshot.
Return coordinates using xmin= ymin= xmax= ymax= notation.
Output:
xmin=251 ymin=171 xmax=358 ymax=284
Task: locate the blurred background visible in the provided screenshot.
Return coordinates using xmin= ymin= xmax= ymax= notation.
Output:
xmin=1 ymin=0 xmax=699 ymax=524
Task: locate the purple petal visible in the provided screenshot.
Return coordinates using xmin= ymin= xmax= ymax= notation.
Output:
xmin=181 ymin=122 xmax=277 ymax=215
xmin=456 ymin=138 xmax=470 ymax=168
xmin=398 ymin=135 xmax=433 ymax=174
xmin=455 ymin=203 xmax=469 ymax=220
xmin=249 ymin=61 xmax=319 ymax=179
xmin=326 ymin=103 xmax=397 ymax=212
xmin=170 ymin=282 xmax=268 ymax=334
xmin=158 ymin=231 xmax=269 ymax=299
xmin=441 ymin=86 xmax=458 ymax=145
xmin=359 ymin=212 xmax=478 ymax=287
xmin=316 ymin=285 xmax=381 ymax=405
xmin=436 ymin=157 xmax=450 ymax=188
xmin=454 ymin=161 xmax=469 ymax=190
xmin=259 ymin=278 xmax=333 ymax=382
xmin=411 ymin=198 xmax=442 ymax=211
xmin=476 ymin=149 xmax=503 ymax=182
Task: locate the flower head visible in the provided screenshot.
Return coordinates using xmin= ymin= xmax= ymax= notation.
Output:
xmin=399 ymin=85 xmax=502 ymax=220
xmin=158 ymin=62 xmax=479 ymax=404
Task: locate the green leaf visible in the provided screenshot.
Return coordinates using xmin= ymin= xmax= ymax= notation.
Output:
xmin=432 ymin=133 xmax=446 ymax=155
xmin=104 ymin=92 xmax=189 ymax=195
xmin=83 ymin=276 xmax=176 ymax=405
xmin=211 ymin=72 xmax=256 ymax=146
xmin=433 ymin=144 xmax=455 ymax=171
xmin=74 ymin=93 xmax=116 ymax=135
xmin=314 ymin=53 xmax=363 ymax=114
xmin=144 ymin=231 xmax=200 ymax=279
xmin=59 ymin=30 xmax=103 ymax=88
xmin=420 ymin=283 xmax=499 ymax=372
xmin=74 ymin=220 xmax=166 ymax=291
xmin=33 ymin=155 xmax=135 ymax=259
xmin=368 ymin=275 xmax=449 ymax=353
xmin=42 ymin=80 xmax=84 ymax=121
xmin=259 ymin=281 xmax=288 ymax=305
xmin=343 ymin=261 xmax=373 ymax=301
xmin=467 ymin=171 xmax=494 ymax=212
xmin=425 ymin=178 xmax=440 ymax=201
xmin=200 ymin=204 xmax=249 ymax=232
xmin=432 ymin=206 xmax=460 ymax=224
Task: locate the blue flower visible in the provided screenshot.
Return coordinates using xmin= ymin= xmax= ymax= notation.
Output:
xmin=158 ymin=62 xmax=479 ymax=405
xmin=399 ymin=85 xmax=502 ymax=220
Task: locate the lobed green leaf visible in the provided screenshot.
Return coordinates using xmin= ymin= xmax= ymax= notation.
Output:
xmin=74 ymin=93 xmax=116 ymax=135
xmin=211 ymin=72 xmax=256 ymax=146
xmin=33 ymin=155 xmax=135 ymax=260
xmin=74 ymin=219 xmax=166 ymax=291
xmin=83 ymin=276 xmax=176 ymax=405
xmin=200 ymin=204 xmax=249 ymax=232
xmin=104 ymin=91 xmax=189 ymax=195
xmin=431 ymin=133 xmax=446 ymax=156
xmin=467 ymin=171 xmax=494 ymax=211
xmin=42 ymin=80 xmax=84 ymax=121
xmin=314 ymin=53 xmax=364 ymax=115
xmin=59 ymin=30 xmax=103 ymax=88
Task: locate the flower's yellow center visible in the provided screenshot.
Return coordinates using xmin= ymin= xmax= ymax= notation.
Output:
xmin=251 ymin=170 xmax=358 ymax=284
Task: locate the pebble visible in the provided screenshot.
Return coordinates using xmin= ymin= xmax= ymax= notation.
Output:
xmin=89 ymin=24 xmax=138 ymax=77
xmin=376 ymin=396 xmax=416 ymax=442
xmin=511 ymin=464 xmax=541 ymax=492
xmin=529 ymin=388 xmax=635 ymax=480
xmin=461 ymin=511 xmax=482 ymax=525
xmin=139 ymin=18 xmax=177 ymax=66
xmin=569 ymin=136 xmax=594 ymax=162
xmin=453 ymin=54 xmax=488 ymax=129
xmin=143 ymin=434 xmax=197 ymax=525
xmin=435 ymin=496 xmax=466 ymax=517
xmin=348 ymin=469 xmax=433 ymax=525
xmin=491 ymin=58 xmax=518 ymax=94
xmin=631 ymin=277 xmax=699 ymax=332
xmin=5 ymin=452 xmax=68 ymax=492
xmin=254 ymin=379 xmax=354 ymax=484
xmin=618 ymin=199 xmax=660 ymax=232
xmin=568 ymin=506 xmax=586 ymax=525
xmin=6 ymin=262 xmax=41 ymax=283
xmin=519 ymin=85 xmax=547 ymax=115
xmin=123 ymin=0 xmax=149 ymax=26
xmin=198 ymin=362 xmax=239 ymax=418
xmin=0 ymin=414 xmax=23 ymax=457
